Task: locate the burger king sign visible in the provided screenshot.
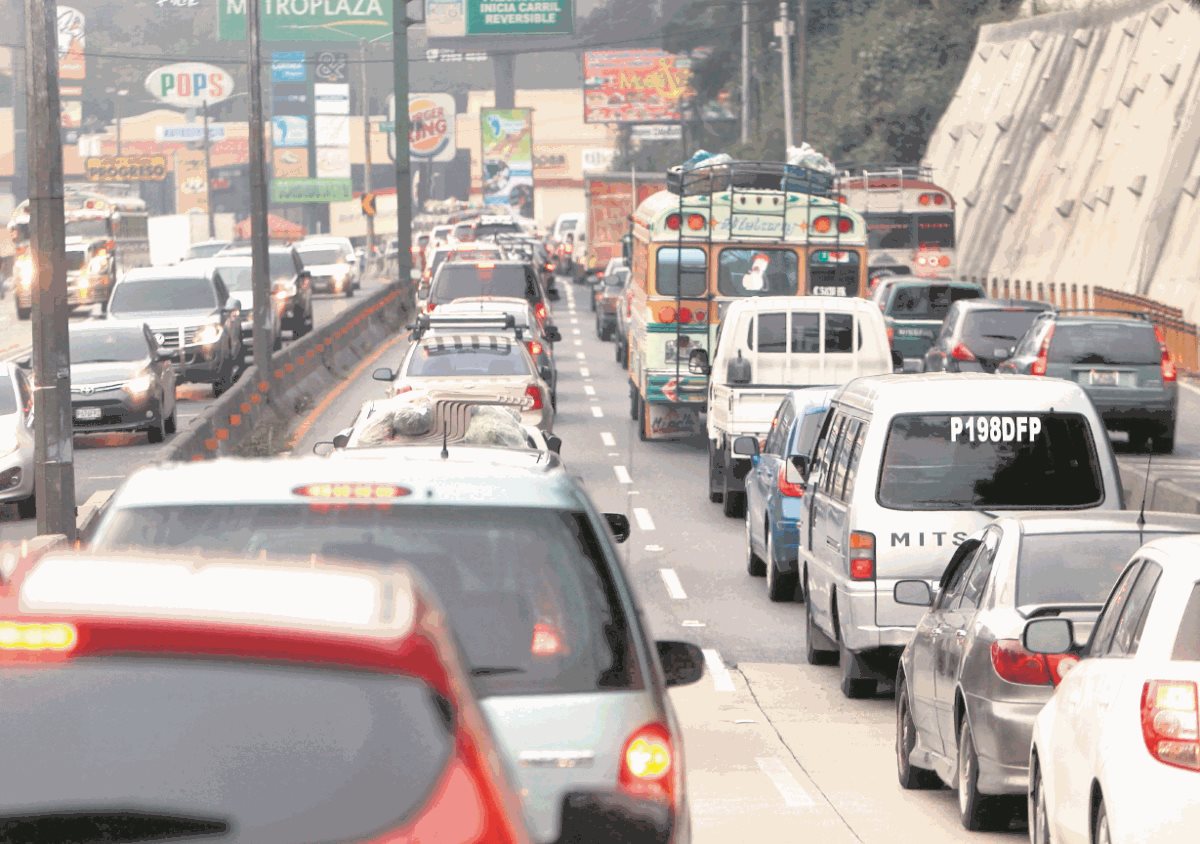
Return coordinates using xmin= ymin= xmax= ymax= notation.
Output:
xmin=408 ymin=94 xmax=456 ymax=163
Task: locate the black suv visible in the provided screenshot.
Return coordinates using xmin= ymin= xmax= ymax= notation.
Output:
xmin=924 ymin=299 xmax=1053 ymax=373
xmin=424 ymin=259 xmax=550 ymax=325
xmin=220 ymin=244 xmax=314 ymax=337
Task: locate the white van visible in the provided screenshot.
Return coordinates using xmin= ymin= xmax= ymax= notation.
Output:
xmin=700 ymin=296 xmax=895 ymax=518
xmin=798 ymin=373 xmax=1124 ymax=699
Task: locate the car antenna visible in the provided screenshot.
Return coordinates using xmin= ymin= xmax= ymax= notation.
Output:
xmin=440 ymin=421 xmax=449 ymax=460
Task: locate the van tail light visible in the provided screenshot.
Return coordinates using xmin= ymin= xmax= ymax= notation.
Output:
xmin=534 ymin=302 xmax=548 ymax=322
xmin=950 ymin=342 xmax=977 ymax=362
xmin=525 ymin=340 xmax=544 ymax=357
xmin=849 ymin=531 xmax=874 ymax=580
xmin=1031 ymin=325 xmax=1055 ymax=376
xmin=1154 ymin=326 xmax=1177 ymax=382
xmin=990 ymin=639 xmax=1076 ymax=686
xmin=1141 ymin=680 xmax=1200 ymax=771
xmin=778 ymin=460 xmax=805 ymax=498
xmin=886 ymin=325 xmax=895 ymax=344
xmin=531 ymin=622 xmax=567 ymax=657
xmin=619 ymin=723 xmax=675 ymax=804
xmin=426 ymin=302 xmax=436 ymax=313
xmin=524 ymin=384 xmax=544 ymax=411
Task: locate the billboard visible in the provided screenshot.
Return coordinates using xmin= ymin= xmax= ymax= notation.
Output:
xmin=85 ymin=155 xmax=169 ymax=183
xmin=219 ymin=0 xmax=392 ymax=41
xmin=270 ymin=178 xmax=353 ymax=204
xmin=408 ymin=94 xmax=456 ymax=163
xmin=480 ymin=108 xmax=534 ymax=220
xmin=57 ymin=7 xmax=85 ymax=80
xmin=145 ymin=63 xmax=235 ymax=108
xmin=175 ymin=151 xmax=208 ymax=214
xmin=583 ymin=50 xmax=694 ymax=124
xmin=428 ymin=0 xmax=573 ymax=37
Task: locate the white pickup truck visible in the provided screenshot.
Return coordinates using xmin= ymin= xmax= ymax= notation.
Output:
xmin=693 ymin=296 xmax=895 ymax=518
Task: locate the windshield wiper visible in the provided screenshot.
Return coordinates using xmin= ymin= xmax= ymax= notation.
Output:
xmin=0 ymin=811 xmax=229 ymax=843
xmin=471 ymin=666 xmax=526 ymax=676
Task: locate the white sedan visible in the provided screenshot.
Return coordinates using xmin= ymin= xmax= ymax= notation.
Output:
xmin=1025 ymin=535 xmax=1200 ymax=844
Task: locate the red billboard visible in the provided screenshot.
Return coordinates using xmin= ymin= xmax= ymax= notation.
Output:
xmin=586 ymin=176 xmax=666 ymax=269
xmin=583 ymin=50 xmax=694 ymax=124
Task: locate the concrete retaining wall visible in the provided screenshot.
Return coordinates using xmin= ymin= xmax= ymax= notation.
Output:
xmin=926 ymin=0 xmax=1200 ymax=322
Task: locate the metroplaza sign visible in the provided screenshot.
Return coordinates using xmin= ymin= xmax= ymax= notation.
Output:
xmin=219 ymin=0 xmax=393 ymax=41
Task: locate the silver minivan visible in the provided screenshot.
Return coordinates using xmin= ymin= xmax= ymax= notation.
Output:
xmin=799 ymin=373 xmax=1124 ymax=699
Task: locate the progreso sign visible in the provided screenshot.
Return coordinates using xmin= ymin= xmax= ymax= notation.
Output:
xmin=219 ymin=0 xmax=392 ymax=41
xmin=85 ymin=155 xmax=168 ymax=183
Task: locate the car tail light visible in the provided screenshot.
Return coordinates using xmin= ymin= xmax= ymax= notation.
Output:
xmin=939 ymin=255 xmax=951 ymax=267
xmin=293 ymin=483 xmax=410 ymax=500
xmin=619 ymin=723 xmax=674 ymax=803
xmin=531 ymin=622 xmax=567 ymax=657
xmin=778 ymin=460 xmax=805 ymax=498
xmin=849 ymin=531 xmax=874 ymax=580
xmin=426 ymin=302 xmax=436 ymax=312
xmin=534 ymin=302 xmax=548 ymax=322
xmin=1141 ymin=680 xmax=1200 ymax=771
xmin=951 ymin=342 xmax=976 ymax=362
xmin=657 ymin=305 xmax=677 ymax=323
xmin=989 ymin=639 xmax=1076 ymax=686
xmin=665 ymin=214 xmax=681 ymax=231
xmin=525 ymin=340 xmax=543 ymax=357
xmin=1154 ymin=326 xmax=1177 ymax=382
xmin=524 ymin=384 xmax=544 ymax=411
xmin=1031 ymin=325 xmax=1054 ymax=376
xmin=0 ymin=621 xmax=78 ymax=659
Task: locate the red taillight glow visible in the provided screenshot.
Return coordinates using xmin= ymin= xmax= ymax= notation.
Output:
xmin=849 ymin=531 xmax=874 ymax=580
xmin=665 ymin=214 xmax=681 ymax=231
xmin=939 ymin=255 xmax=951 ymax=267
xmin=426 ymin=302 xmax=437 ymax=312
xmin=678 ymin=307 xmax=693 ymax=324
xmin=1141 ymin=680 xmax=1200 ymax=771
xmin=886 ymin=325 xmax=895 ymax=344
xmin=534 ymin=302 xmax=548 ymax=321
xmin=531 ymin=622 xmax=567 ymax=657
xmin=656 ymin=305 xmax=677 ymax=324
xmin=619 ymin=723 xmax=674 ymax=803
xmin=694 ymin=309 xmax=707 ymax=322
xmin=293 ymin=483 xmax=410 ymax=500
xmin=477 ymin=261 xmax=496 ymax=269
xmin=526 ymin=340 xmax=544 ymax=357
xmin=524 ymin=384 xmax=544 ymax=411
xmin=1154 ymin=326 xmax=1177 ymax=382
xmin=989 ymin=639 xmax=1075 ymax=686
xmin=778 ymin=462 xmax=805 ymax=498
xmin=1031 ymin=325 xmax=1054 ymax=376
xmin=951 ymin=343 xmax=976 ymax=362
xmin=813 ymin=216 xmax=831 ymax=234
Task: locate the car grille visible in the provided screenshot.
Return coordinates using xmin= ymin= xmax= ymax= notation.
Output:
xmin=150 ymin=325 xmax=204 ymax=350
xmin=70 ymin=382 xmax=124 ymax=395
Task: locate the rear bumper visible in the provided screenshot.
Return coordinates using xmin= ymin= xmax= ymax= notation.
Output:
xmin=964 ymin=694 xmax=1043 ymax=794
xmin=839 ymin=583 xmax=914 ymax=652
xmin=1093 ymin=398 xmax=1175 ymax=430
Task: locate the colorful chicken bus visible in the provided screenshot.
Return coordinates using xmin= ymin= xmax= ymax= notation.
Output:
xmin=626 ymin=159 xmax=868 ymax=441
xmin=837 ymin=165 xmax=956 ymax=282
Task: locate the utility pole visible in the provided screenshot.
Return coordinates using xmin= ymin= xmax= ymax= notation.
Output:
xmin=24 ymin=0 xmax=75 ymax=539
xmin=360 ymin=40 xmax=375 ymax=261
xmin=493 ymin=54 xmax=516 ymax=110
xmin=202 ymin=100 xmax=215 ymax=239
xmin=778 ymin=1 xmax=794 ymax=153
xmin=740 ymin=0 xmax=750 ymax=145
xmin=12 ymin=2 xmax=28 ymax=204
xmin=246 ymin=0 xmax=272 ymax=377
xmin=392 ymin=0 xmax=414 ymax=292
xmin=795 ymin=0 xmax=808 ymax=144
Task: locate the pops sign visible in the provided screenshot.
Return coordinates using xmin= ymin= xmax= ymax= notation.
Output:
xmin=145 ymin=63 xmax=234 ymax=108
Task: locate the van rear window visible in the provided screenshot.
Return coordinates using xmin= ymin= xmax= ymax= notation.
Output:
xmin=748 ymin=312 xmax=862 ymax=353
xmin=877 ymin=413 xmax=1104 ymax=509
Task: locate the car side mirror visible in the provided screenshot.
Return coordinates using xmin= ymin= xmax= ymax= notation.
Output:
xmin=893 ymin=580 xmax=934 ymax=607
xmin=545 ymin=433 xmax=562 ymax=455
xmin=727 ymin=351 xmax=752 ymax=385
xmin=688 ymin=347 xmax=711 ymax=376
xmin=372 ymin=367 xmax=395 ymax=383
xmin=547 ymin=286 xmax=561 ymax=301
xmin=1023 ymin=618 xmax=1075 ymax=655
xmin=604 ymin=512 xmax=631 ymax=544
xmin=656 ymin=640 xmax=705 ymax=687
xmin=312 ymin=441 xmax=335 ymax=456
xmin=891 ymin=349 xmax=904 ymax=371
xmin=554 ymin=791 xmax=671 ymax=844
xmin=545 ymin=326 xmax=563 ymax=343
xmin=732 ymin=435 xmax=759 ymax=458
xmin=226 ymin=297 xmax=242 ymax=312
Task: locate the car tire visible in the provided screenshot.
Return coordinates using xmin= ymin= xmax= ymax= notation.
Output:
xmin=629 ymin=383 xmax=639 ymax=421
xmin=722 ymin=449 xmax=746 ymax=518
xmin=957 ymin=718 xmax=1004 ymax=831
xmin=839 ymin=642 xmax=877 ymax=699
xmin=16 ymin=303 xmax=30 ymax=320
xmin=1093 ymin=796 xmax=1109 ymax=844
xmin=16 ymin=494 xmax=36 ymax=520
xmin=1029 ymin=756 xmax=1052 ymax=844
xmin=212 ymin=360 xmax=231 ymax=398
xmin=636 ymin=393 xmax=649 ymax=442
xmin=766 ymin=530 xmax=798 ymax=601
xmin=745 ymin=511 xmax=766 ymax=577
xmin=344 ymin=284 xmax=354 ymax=298
xmin=164 ymin=405 xmax=177 ymax=435
xmin=147 ymin=409 xmax=166 ymax=444
xmin=707 ymin=440 xmax=724 ymax=504
xmin=895 ymin=676 xmax=941 ymax=790
xmin=804 ymin=585 xmax=838 ymax=666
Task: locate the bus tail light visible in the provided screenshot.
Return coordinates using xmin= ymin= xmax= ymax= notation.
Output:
xmin=938 ymin=255 xmax=951 ymax=267
xmin=524 ymin=385 xmax=544 ymax=411
xmin=813 ymin=216 xmax=851 ymax=234
xmin=1154 ymin=326 xmax=1177 ymax=382
xmin=687 ymin=214 xmax=707 ymax=231
xmin=678 ymin=307 xmax=693 ymax=324
xmin=665 ymin=214 xmax=681 ymax=231
xmin=694 ymin=309 xmax=707 ymax=322
xmin=656 ymin=305 xmax=677 ymax=324
xmin=951 ymin=343 xmax=976 ymax=362
xmin=619 ymin=723 xmax=675 ymax=804
xmin=849 ymin=531 xmax=874 ymax=580
xmin=1031 ymin=325 xmax=1055 ymax=376
xmin=1141 ymin=680 xmax=1200 ymax=771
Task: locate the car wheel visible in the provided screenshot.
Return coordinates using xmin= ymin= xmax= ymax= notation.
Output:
xmin=629 ymin=383 xmax=639 ymax=421
xmin=615 ymin=340 xmax=623 ymax=364
xmin=722 ymin=450 xmax=746 ymax=518
xmin=16 ymin=494 xmax=36 ymax=520
xmin=1029 ymin=756 xmax=1052 ymax=844
xmin=164 ymin=405 xmax=177 ymax=435
xmin=707 ymin=440 xmax=724 ymax=504
xmin=344 ymin=284 xmax=354 ymax=298
xmin=895 ymin=675 xmax=941 ymax=789
xmin=636 ymin=393 xmax=649 ymax=442
xmin=16 ymin=303 xmax=30 ymax=320
xmin=804 ymin=584 xmax=838 ymax=666
xmin=1093 ymin=796 xmax=1109 ymax=844
xmin=839 ymin=642 xmax=877 ymax=699
xmin=212 ymin=360 xmax=230 ymax=398
xmin=957 ymin=717 xmax=1004 ymax=831
xmin=147 ymin=409 xmax=166 ymax=444
xmin=745 ymin=511 xmax=766 ymax=577
xmin=766 ymin=530 xmax=798 ymax=601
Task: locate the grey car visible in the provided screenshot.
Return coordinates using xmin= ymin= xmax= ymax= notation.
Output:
xmin=998 ymin=310 xmax=1178 ymax=452
xmin=893 ymin=510 xmax=1200 ymax=832
xmin=87 ymin=451 xmax=705 ymax=844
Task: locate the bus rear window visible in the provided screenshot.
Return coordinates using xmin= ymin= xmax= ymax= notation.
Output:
xmin=866 ymin=215 xmax=912 ymax=250
xmin=718 ymin=249 xmax=797 ymax=296
xmin=655 ymin=247 xmax=707 ymax=297
xmin=917 ymin=214 xmax=955 ymax=249
xmin=878 ymin=413 xmax=1104 ymax=510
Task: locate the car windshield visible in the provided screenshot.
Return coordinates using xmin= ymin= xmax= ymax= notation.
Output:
xmin=211 ymin=264 xmax=253 ymax=293
xmin=1049 ymin=322 xmax=1162 ymax=365
xmin=72 ymin=330 xmax=148 ymax=364
xmin=887 ymin=284 xmax=983 ymax=320
xmin=110 ymin=277 xmax=216 ymax=313
xmin=65 ymin=219 xmax=110 ymax=239
xmin=224 ymin=250 xmax=296 ymax=279
xmin=298 ymin=248 xmax=345 ymax=266
xmin=186 ymin=242 xmax=227 ymax=260
xmin=1016 ymin=531 xmax=1185 ymax=606
xmin=94 ymin=506 xmax=639 ymax=696
xmin=878 ymin=413 xmax=1104 ymax=509
xmin=961 ymin=310 xmax=1047 ymax=351
xmin=65 ymin=248 xmax=88 ymax=272
xmin=405 ymin=340 xmax=531 ymax=378
xmin=0 ymin=378 xmax=18 ymax=415
xmin=0 ymin=660 xmax=452 ymax=843
xmin=431 ymin=265 xmax=531 ymax=303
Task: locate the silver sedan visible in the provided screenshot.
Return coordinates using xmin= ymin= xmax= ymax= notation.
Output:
xmin=892 ymin=510 xmax=1200 ymax=832
xmin=0 ymin=363 xmax=35 ymax=518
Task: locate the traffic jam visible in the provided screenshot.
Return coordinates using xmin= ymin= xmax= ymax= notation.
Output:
xmin=4 ymin=2 xmax=1200 ymax=843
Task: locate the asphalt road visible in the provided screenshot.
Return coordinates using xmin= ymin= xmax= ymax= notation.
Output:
xmin=0 ymin=281 xmax=383 ymax=542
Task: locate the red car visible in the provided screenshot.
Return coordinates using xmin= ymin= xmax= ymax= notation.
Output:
xmin=0 ymin=550 xmax=533 ymax=843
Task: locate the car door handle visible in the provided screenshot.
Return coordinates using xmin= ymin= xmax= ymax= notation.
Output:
xmin=931 ymin=624 xmax=946 ymax=637
xmin=825 ymin=537 xmax=841 ymax=551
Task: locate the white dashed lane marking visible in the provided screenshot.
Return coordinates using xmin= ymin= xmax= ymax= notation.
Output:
xmin=755 ymin=757 xmax=817 ymax=808
xmin=614 ymin=466 xmax=633 ymax=484
xmin=702 ymin=648 xmax=735 ymax=691
xmin=600 ymin=432 xmax=615 ymax=446
xmin=633 ymin=507 xmax=655 ymax=531
xmin=659 ymin=568 xmax=687 ymax=600
xmin=584 ymin=385 xmax=596 ymax=396
xmin=591 ymin=407 xmax=604 ymax=418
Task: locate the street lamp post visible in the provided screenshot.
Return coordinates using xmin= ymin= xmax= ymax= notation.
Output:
xmin=245 ymin=0 xmax=272 ymax=379
xmin=105 ymin=86 xmax=129 ymax=155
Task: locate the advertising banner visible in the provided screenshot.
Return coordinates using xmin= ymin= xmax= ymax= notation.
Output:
xmin=219 ymin=0 xmax=392 ymax=41
xmin=314 ymin=83 xmax=351 ymax=115
xmin=312 ymin=51 xmax=349 ymax=83
xmin=408 ymin=93 xmax=456 ymax=163
xmin=156 ymin=124 xmax=226 ymax=143
xmin=583 ymin=50 xmax=693 ymax=124
xmin=271 ymin=51 xmax=307 ymax=83
xmin=145 ymin=62 xmax=235 ymax=108
xmin=85 ymin=155 xmax=169 ymax=183
xmin=270 ymin=178 xmax=353 ymax=204
xmin=316 ymin=147 xmax=351 ymax=180
xmin=273 ymin=148 xmax=309 ymax=178
xmin=272 ymin=115 xmax=310 ymax=148
xmin=57 ymin=7 xmax=86 ymax=80
xmin=175 ymin=151 xmax=208 ymax=214
xmin=314 ymin=114 xmax=350 ymax=147
xmin=480 ymin=108 xmax=534 ymax=219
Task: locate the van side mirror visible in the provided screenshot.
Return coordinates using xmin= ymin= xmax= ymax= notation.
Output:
xmin=604 ymin=513 xmax=631 ymax=543
xmin=554 ymin=791 xmax=671 ymax=844
xmin=727 ymin=350 xmax=752 ymax=385
xmin=1022 ymin=618 xmax=1075 ymax=655
xmin=688 ymin=348 xmax=711 ymax=376
xmin=545 ymin=433 xmax=562 ymax=455
xmin=545 ymin=325 xmax=563 ymax=343
xmin=655 ymin=640 xmax=705 ymax=687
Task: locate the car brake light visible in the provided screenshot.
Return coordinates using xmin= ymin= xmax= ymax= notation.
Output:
xmin=619 ymin=723 xmax=674 ymax=803
xmin=525 ymin=340 xmax=543 ymax=357
xmin=534 ymin=302 xmax=548 ymax=321
xmin=849 ymin=531 xmax=874 ymax=580
xmin=477 ymin=261 xmax=495 ymax=269
xmin=1141 ymin=680 xmax=1200 ymax=771
xmin=1031 ymin=324 xmax=1054 ymax=376
xmin=524 ymin=384 xmax=544 ymax=411
xmin=951 ymin=342 xmax=976 ymax=362
xmin=989 ymin=639 xmax=1075 ymax=686
xmin=939 ymin=255 xmax=951 ymax=267
xmin=292 ymin=483 xmax=410 ymax=500
xmin=1154 ymin=326 xmax=1177 ymax=382
xmin=778 ymin=460 xmax=805 ymax=498
xmin=531 ymin=622 xmax=567 ymax=657
xmin=0 ymin=621 xmax=78 ymax=656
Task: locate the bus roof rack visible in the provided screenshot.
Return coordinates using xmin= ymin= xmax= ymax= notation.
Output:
xmin=838 ymin=164 xmax=934 ymax=182
xmin=667 ymin=159 xmax=835 ymax=198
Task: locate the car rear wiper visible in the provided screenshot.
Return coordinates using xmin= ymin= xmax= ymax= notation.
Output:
xmin=471 ymin=666 xmax=527 ymax=676
xmin=0 ymin=810 xmax=229 ymax=843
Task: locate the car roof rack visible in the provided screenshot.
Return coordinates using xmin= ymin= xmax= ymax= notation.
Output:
xmin=408 ymin=312 xmax=520 ymax=340
xmin=1046 ymin=308 xmax=1151 ymax=321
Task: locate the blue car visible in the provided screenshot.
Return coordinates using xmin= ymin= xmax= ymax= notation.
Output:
xmin=741 ymin=387 xmax=837 ymax=602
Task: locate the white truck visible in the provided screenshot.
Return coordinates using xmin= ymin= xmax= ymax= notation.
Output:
xmin=698 ymin=296 xmax=896 ymax=517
